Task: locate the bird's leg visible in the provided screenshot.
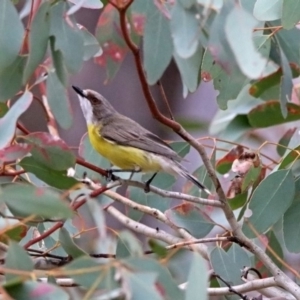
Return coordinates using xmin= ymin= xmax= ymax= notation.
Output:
xmin=144 ymin=173 xmax=157 ymax=193
xmin=106 ymin=168 xmax=141 ymax=181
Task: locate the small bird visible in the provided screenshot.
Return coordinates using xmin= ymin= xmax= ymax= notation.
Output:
xmin=72 ymin=86 xmax=210 ymax=194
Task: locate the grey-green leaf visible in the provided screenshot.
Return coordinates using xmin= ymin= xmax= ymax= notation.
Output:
xmin=225 ymin=6 xmax=267 ymax=79
xmin=0 ymin=184 xmax=73 ymax=219
xmin=253 ymin=0 xmax=283 ymax=21
xmin=144 ymin=1 xmax=173 ymax=85
xmin=46 ymin=71 xmax=73 ymax=129
xmin=23 ymin=2 xmax=51 ymax=84
xmin=0 ymin=0 xmax=24 ymax=72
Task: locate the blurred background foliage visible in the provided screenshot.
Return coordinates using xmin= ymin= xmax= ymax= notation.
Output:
xmin=0 ymin=0 xmax=300 ymax=299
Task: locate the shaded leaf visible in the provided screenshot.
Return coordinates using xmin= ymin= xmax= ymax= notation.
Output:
xmin=65 ymin=256 xmax=116 ymax=289
xmin=19 ymin=156 xmax=78 ymax=189
xmin=23 ymin=132 xmax=76 ymax=171
xmin=59 ymin=227 xmax=87 ymax=258
xmin=68 ymin=0 xmax=103 ymax=9
xmin=0 ymin=0 xmax=24 ymax=72
xmin=0 ymin=184 xmax=73 ymax=219
xmin=229 ymin=192 xmax=248 ymax=211
xmin=216 ymin=145 xmax=244 ymax=174
xmin=0 ymin=224 xmax=27 ymax=244
xmin=47 ymin=71 xmax=73 ymax=129
xmin=265 ymin=230 xmax=283 ymax=268
xmin=284 ymin=195 xmax=300 ymax=252
xmin=243 ymin=170 xmax=295 ymax=238
xmin=23 ymin=2 xmax=51 ymax=83
xmin=50 ymin=1 xmax=84 ymax=73
xmin=248 ymin=101 xmax=300 ymax=128
xmin=165 ymin=203 xmax=214 ymax=238
xmin=0 ymin=56 xmax=27 ymax=102
xmin=148 ymin=239 xmax=168 ymax=258
xmin=170 ymin=141 xmax=190 ymax=158
xmin=144 ymin=0 xmax=172 ymax=84
xmin=0 ymin=91 xmax=32 ymax=149
xmin=5 ymin=241 xmax=33 ymax=283
xmin=277 ymin=128 xmax=297 ymax=157
xmin=174 ymin=47 xmax=203 ymax=94
xmin=116 ymin=230 xmax=143 ymax=258
xmin=80 ymin=25 xmax=102 ymax=61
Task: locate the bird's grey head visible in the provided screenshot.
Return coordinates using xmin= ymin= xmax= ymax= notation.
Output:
xmin=72 ymin=86 xmax=116 ymax=124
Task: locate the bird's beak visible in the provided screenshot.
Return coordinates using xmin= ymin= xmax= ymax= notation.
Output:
xmin=72 ymin=85 xmax=86 ymax=98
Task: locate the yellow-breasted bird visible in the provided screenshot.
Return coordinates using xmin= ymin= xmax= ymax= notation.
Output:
xmin=72 ymin=86 xmax=210 ymax=194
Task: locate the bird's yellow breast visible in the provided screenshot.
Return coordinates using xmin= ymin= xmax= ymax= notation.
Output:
xmin=87 ymin=124 xmax=162 ymax=172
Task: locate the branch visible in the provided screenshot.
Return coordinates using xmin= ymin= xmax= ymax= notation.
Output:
xmin=104 ymin=189 xmax=209 ymax=259
xmin=106 ymin=206 xmax=186 ymax=245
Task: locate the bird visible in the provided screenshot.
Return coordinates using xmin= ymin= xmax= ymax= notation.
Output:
xmin=72 ymin=86 xmax=211 ymax=194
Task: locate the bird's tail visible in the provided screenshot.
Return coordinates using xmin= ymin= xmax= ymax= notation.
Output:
xmin=183 ymin=172 xmax=211 ymax=195
xmin=172 ymin=161 xmax=211 ymax=195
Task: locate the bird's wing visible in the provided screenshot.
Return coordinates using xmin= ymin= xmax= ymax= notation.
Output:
xmin=99 ymin=116 xmax=181 ymax=161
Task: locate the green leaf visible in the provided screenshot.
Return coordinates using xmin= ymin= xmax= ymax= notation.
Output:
xmin=20 ymin=156 xmax=78 ymax=189
xmin=265 ymin=230 xmax=283 ymax=268
xmin=5 ymin=282 xmax=69 ymax=300
xmin=253 ymin=0 xmax=282 ymax=21
xmin=185 ymin=253 xmax=208 ymax=300
xmin=242 ymin=170 xmax=295 ymax=238
xmin=23 ymin=2 xmax=51 ymax=84
xmin=5 ymin=241 xmax=34 ymax=283
xmin=278 ymin=45 xmax=293 ymax=118
xmin=49 ymin=37 xmax=68 ymax=86
xmin=116 ymin=230 xmax=143 ymax=258
xmin=277 ymin=128 xmax=296 ymax=157
xmin=46 ymin=71 xmax=73 ymax=129
xmin=0 ymin=103 xmax=8 ymax=117
xmin=165 ymin=203 xmax=214 ymax=238
xmin=50 ymin=1 xmax=84 ymax=74
xmin=0 ymin=184 xmax=73 ymax=219
xmin=248 ymin=101 xmax=300 ymax=128
xmin=148 ymin=239 xmax=168 ymax=258
xmin=0 ymin=0 xmax=24 ymax=72
xmin=284 ymin=197 xmax=300 ymax=252
xmin=242 ymin=166 xmax=262 ymax=191
xmin=0 ymin=91 xmax=32 ymax=149
xmin=22 ymin=132 xmax=76 ymax=171
xmin=144 ymin=0 xmax=173 ymax=84
xmin=0 ymin=56 xmax=27 ymax=102
xmin=225 ymin=6 xmax=267 ymax=79
xmin=282 ymin=0 xmax=300 ymax=29
xmin=174 ymin=47 xmax=203 ymax=94
xmin=59 ymin=227 xmax=87 ymax=258
xmin=249 ymin=64 xmax=300 ymax=99
xmin=0 ymin=224 xmax=27 ymax=244
xmin=229 ymin=192 xmax=248 ymax=210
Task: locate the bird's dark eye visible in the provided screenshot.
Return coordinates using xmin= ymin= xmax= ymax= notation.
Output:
xmin=89 ymin=96 xmax=98 ymax=104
